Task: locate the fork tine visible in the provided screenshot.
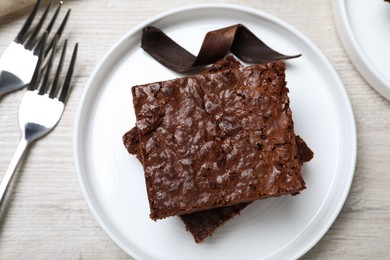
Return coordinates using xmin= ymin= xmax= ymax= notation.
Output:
xmin=15 ymin=0 xmax=42 ymax=44
xmin=31 ymin=1 xmax=62 ymax=53
xmin=49 ymin=39 xmax=67 ymax=99
xmin=28 ymin=32 xmax=47 ymax=91
xmin=25 ymin=0 xmax=53 ymax=50
xmin=44 ymin=8 xmax=71 ymax=58
xmin=59 ymin=42 xmax=78 ymax=102
xmin=44 ymin=1 xmax=62 ymax=37
xmin=38 ymin=35 xmax=58 ymax=95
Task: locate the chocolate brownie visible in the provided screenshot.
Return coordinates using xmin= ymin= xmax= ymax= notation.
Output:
xmin=131 ymin=60 xmax=305 ymax=220
xmin=123 ymin=127 xmax=141 ymax=159
xmin=124 ymin=57 xmax=313 ymax=241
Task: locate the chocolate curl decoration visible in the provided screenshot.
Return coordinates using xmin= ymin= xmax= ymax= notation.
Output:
xmin=141 ymin=24 xmax=301 ymax=73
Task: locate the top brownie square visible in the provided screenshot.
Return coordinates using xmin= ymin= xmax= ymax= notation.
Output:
xmin=132 ymin=61 xmax=305 ymax=220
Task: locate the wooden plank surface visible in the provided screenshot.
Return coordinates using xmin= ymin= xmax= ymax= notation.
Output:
xmin=0 ymin=0 xmax=389 ymax=259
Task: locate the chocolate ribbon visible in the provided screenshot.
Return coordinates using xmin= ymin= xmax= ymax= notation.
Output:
xmin=141 ymin=24 xmax=301 ymax=73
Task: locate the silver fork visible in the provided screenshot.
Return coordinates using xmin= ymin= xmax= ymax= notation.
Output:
xmin=0 ymin=35 xmax=78 ymax=211
xmin=0 ymin=0 xmax=70 ymax=97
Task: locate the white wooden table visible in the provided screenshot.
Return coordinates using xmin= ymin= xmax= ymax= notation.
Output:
xmin=0 ymin=0 xmax=389 ymax=259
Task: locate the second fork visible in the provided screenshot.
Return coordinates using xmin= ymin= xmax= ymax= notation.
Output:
xmin=0 ymin=34 xmax=78 ymax=213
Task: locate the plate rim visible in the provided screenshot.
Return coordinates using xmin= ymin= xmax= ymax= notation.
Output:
xmin=74 ymin=3 xmax=357 ymax=259
xmin=332 ymin=0 xmax=390 ymax=100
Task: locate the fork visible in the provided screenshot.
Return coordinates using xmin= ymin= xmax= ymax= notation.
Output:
xmin=0 ymin=34 xmax=78 ymax=211
xmin=0 ymin=0 xmax=70 ymax=97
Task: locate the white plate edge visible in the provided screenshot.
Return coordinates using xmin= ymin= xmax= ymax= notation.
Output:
xmin=73 ymin=3 xmax=358 ymax=259
xmin=332 ymin=0 xmax=390 ymax=100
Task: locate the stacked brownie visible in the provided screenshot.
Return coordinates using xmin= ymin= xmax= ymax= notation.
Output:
xmin=123 ymin=56 xmax=313 ymax=242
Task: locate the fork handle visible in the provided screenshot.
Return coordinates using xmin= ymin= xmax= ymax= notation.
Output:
xmin=0 ymin=138 xmax=29 ymax=211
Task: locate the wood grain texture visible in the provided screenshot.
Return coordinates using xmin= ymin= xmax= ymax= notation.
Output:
xmin=1 ymin=0 xmax=389 ymax=259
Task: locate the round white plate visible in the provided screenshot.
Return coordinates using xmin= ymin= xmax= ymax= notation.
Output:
xmin=333 ymin=0 xmax=390 ymax=100
xmin=74 ymin=4 xmax=357 ymax=260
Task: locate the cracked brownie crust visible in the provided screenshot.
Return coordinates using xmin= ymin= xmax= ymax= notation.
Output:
xmin=132 ymin=61 xmax=305 ymax=220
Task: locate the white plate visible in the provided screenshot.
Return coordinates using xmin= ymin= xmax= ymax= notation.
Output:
xmin=74 ymin=4 xmax=356 ymax=260
xmin=333 ymin=0 xmax=390 ymax=100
